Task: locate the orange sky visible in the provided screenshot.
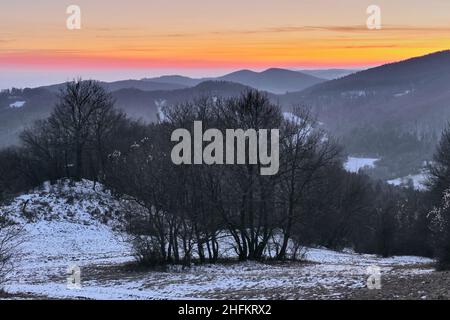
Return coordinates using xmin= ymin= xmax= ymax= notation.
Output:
xmin=1 ymin=0 xmax=450 ymax=87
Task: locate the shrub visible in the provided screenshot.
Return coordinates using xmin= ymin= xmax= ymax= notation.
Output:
xmin=131 ymin=236 xmax=165 ymax=267
xmin=0 ymin=224 xmax=25 ymax=288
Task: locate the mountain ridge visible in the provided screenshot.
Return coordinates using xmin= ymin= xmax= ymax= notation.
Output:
xmin=281 ymin=50 xmax=450 ymax=134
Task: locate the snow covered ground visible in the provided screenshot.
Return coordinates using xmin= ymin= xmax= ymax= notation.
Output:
xmin=9 ymin=101 xmax=26 ymax=108
xmin=0 ymin=180 xmax=434 ymax=300
xmin=344 ymin=157 xmax=379 ymax=173
xmin=4 ymin=226 xmax=432 ymax=299
xmin=387 ymin=173 xmax=428 ymax=191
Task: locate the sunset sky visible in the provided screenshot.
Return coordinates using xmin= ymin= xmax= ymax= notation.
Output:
xmin=1 ymin=0 xmax=450 ymax=88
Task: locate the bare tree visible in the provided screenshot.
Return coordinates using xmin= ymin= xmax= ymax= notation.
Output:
xmin=275 ymin=107 xmax=341 ymax=260
xmin=48 ymin=79 xmax=117 ymax=180
xmin=21 ymin=79 xmax=124 ymax=183
xmin=214 ymin=91 xmax=283 ymax=260
xmin=0 ymin=224 xmax=25 ymax=289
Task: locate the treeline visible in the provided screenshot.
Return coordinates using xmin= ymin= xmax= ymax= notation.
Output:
xmin=342 ymin=125 xmax=438 ymax=180
xmin=0 ymin=87 xmax=56 ymax=148
xmin=0 ymin=80 xmax=449 ymax=268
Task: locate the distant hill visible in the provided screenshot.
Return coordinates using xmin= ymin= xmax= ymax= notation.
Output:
xmin=146 ymin=68 xmax=325 ymax=94
xmin=298 ymin=69 xmax=361 ymax=80
xmin=282 ymin=50 xmax=450 ymax=135
xmin=0 ymin=81 xmax=263 ymax=148
xmin=112 ymin=81 xmax=274 ymax=121
xmin=143 ymin=75 xmax=205 ymax=87
xmin=41 ymin=79 xmax=187 ymax=93
xmin=277 ymin=50 xmax=450 ymax=180
xmin=217 ymin=68 xmax=324 ymax=94
xmin=36 ymin=68 xmax=324 ymax=96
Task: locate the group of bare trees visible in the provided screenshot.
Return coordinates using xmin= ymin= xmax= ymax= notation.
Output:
xmin=102 ymin=91 xmax=380 ymax=265
xmin=0 ymin=79 xmax=440 ymax=270
xmin=20 ymin=80 xmax=128 ymax=183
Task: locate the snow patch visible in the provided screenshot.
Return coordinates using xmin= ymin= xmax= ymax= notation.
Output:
xmin=9 ymin=101 xmax=26 ymax=108
xmin=0 ymin=179 xmax=125 ymax=227
xmin=387 ymin=173 xmax=428 ymax=191
xmin=394 ymin=90 xmax=411 ymax=97
xmin=344 ymin=157 xmax=379 ymax=173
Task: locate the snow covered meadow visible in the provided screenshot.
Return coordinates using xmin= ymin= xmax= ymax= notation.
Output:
xmin=0 ymin=180 xmax=434 ymax=300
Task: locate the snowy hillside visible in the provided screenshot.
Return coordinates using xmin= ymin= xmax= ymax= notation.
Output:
xmin=0 ymin=180 xmax=133 ymax=298
xmin=387 ymin=173 xmax=428 ymax=190
xmin=344 ymin=157 xmax=379 ymax=173
xmin=0 ymin=179 xmax=126 ymax=226
xmin=0 ymin=180 xmax=434 ymax=299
